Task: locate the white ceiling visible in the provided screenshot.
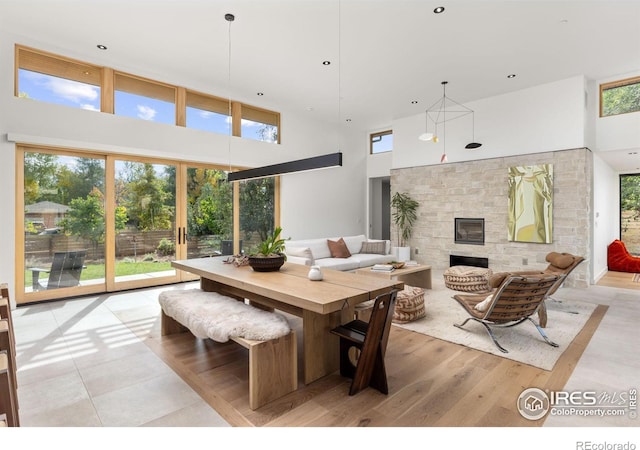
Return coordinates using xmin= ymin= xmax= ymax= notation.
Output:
xmin=2 ymin=0 xmax=640 ymax=171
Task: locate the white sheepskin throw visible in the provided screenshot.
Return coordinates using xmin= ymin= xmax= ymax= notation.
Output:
xmin=159 ymin=289 xmax=291 ymax=342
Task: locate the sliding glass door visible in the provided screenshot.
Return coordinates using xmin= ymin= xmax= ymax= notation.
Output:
xmin=621 ymin=173 xmax=640 ymax=255
xmin=185 ymin=166 xmax=234 ymax=259
xmin=20 ymin=150 xmax=107 ymax=301
xmin=110 ymin=159 xmax=180 ymax=290
xmin=239 ymin=177 xmax=278 ymax=252
xmin=17 ymin=145 xmax=278 ymax=304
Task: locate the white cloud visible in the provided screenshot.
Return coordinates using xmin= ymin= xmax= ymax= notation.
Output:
xmin=48 ymin=77 xmax=99 ymax=103
xmin=241 ymin=119 xmax=259 ymax=127
xmin=137 ymin=105 xmax=156 ymax=120
xmin=81 ymin=104 xmax=100 ymax=111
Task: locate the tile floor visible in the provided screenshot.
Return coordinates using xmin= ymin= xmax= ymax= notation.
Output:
xmin=12 ymin=281 xmax=230 ymax=427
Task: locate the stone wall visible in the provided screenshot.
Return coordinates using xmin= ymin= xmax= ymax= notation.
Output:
xmin=391 ymin=148 xmax=592 ymax=288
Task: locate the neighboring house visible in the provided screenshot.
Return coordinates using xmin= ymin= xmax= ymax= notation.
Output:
xmin=25 ymin=201 xmax=69 ymax=230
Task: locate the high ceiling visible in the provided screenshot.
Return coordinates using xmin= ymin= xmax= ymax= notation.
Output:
xmin=2 ymin=0 xmax=640 ymax=170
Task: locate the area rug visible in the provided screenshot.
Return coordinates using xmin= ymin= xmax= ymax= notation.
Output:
xmin=393 ymin=278 xmax=598 ymax=371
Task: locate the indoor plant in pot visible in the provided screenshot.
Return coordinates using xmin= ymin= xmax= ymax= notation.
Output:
xmin=248 ymin=226 xmax=287 ymax=272
xmin=391 ymin=191 xmax=419 ymax=262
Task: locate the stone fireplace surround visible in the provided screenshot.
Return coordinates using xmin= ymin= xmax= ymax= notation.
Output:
xmin=390 ymin=148 xmax=591 ymax=288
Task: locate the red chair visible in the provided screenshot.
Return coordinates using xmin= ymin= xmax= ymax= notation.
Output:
xmin=607 ymin=240 xmax=640 ymax=273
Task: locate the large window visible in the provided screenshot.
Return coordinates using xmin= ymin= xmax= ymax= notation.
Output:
xmin=600 ymin=76 xmax=640 ymax=117
xmin=370 ymin=130 xmax=393 ymax=154
xmin=239 ymin=177 xmax=277 ymax=254
xmin=621 ymin=173 xmax=640 ymax=255
xmin=16 ymin=145 xmax=279 ymax=304
xmin=22 ymin=150 xmax=107 ymax=298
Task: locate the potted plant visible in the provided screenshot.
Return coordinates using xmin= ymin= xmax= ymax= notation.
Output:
xmin=391 ymin=191 xmax=419 ymax=262
xmin=248 ymin=226 xmax=288 ymax=272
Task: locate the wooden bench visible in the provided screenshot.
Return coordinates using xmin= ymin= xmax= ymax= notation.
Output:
xmin=159 ymin=290 xmax=298 ymax=410
xmin=0 ymin=351 xmax=18 ymax=427
xmin=0 ymin=284 xmax=19 ymax=426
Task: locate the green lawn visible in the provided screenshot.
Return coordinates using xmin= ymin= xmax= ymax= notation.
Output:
xmin=25 ymin=261 xmax=173 ymax=287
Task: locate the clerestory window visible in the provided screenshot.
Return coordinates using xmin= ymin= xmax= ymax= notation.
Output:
xmin=370 ymin=130 xmax=393 ymax=154
xmin=600 ymin=76 xmax=640 ymax=117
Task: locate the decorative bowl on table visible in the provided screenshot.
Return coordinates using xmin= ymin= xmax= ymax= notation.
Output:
xmin=248 ymin=254 xmax=286 ymax=272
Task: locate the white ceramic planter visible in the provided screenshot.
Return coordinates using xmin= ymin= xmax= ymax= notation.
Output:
xmin=396 ymin=246 xmax=411 ymax=262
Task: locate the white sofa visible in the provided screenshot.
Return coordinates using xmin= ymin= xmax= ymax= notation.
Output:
xmin=284 ymin=234 xmax=395 ymax=271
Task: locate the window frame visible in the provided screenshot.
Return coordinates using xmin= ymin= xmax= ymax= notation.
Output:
xmin=370 ymin=130 xmax=393 ymax=154
xmin=599 ymin=75 xmax=640 ymax=118
xmin=15 ymin=44 xmax=281 ymax=142
xmin=241 ymin=103 xmax=281 ymax=144
xmin=114 ymin=71 xmax=177 ymax=124
xmin=185 ymin=89 xmax=233 ymax=136
xmin=15 ymin=45 xmax=103 ymax=111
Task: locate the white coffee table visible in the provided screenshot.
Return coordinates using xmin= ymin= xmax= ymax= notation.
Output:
xmin=355 ymin=264 xmax=432 ymax=289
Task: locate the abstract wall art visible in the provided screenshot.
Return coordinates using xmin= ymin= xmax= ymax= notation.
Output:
xmin=508 ymin=164 xmax=553 ymax=243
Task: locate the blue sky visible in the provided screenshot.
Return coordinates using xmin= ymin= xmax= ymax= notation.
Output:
xmin=18 ymin=69 xmax=275 ymax=142
xmin=372 ymin=132 xmax=393 ymax=153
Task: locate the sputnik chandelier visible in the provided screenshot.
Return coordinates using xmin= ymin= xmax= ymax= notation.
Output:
xmin=418 ymin=81 xmax=482 ymax=163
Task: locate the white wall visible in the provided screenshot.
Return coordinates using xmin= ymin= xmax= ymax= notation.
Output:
xmin=0 ymin=31 xmax=366 ymax=297
xmin=391 ymin=76 xmax=587 ymax=169
xmin=592 ymin=153 xmax=620 ymax=282
xmin=596 ymin=70 xmax=640 ymax=154
xmin=279 ymin=128 xmax=368 ymax=240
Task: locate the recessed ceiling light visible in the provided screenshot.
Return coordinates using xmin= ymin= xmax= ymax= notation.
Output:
xmin=97 ymin=44 xmax=107 ymax=50
xmin=345 ymin=118 xmax=352 ymax=122
xmin=322 ymin=61 xmax=331 ymax=66
xmin=257 ymin=92 xmax=264 ymax=96
xmin=507 ymin=74 xmax=516 ymax=78
xmin=434 ymin=6 xmax=445 ymax=14
xmin=628 ymin=152 xmax=638 ymax=155
xmin=411 ymin=100 xmax=418 ymax=104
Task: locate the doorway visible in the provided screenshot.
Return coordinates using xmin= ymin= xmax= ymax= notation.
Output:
xmin=369 ymin=177 xmax=390 ymax=240
xmin=620 ymin=173 xmax=640 ymax=255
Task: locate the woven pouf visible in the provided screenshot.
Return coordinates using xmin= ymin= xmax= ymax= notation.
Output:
xmin=392 ymin=285 xmax=426 ymax=324
xmin=443 ymin=265 xmax=492 ymax=292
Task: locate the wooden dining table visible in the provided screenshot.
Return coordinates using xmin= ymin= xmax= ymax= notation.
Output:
xmin=171 ymin=257 xmax=403 ymax=384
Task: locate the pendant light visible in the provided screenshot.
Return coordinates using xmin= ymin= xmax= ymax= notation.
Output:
xmin=418 ymin=81 xmax=482 ymax=162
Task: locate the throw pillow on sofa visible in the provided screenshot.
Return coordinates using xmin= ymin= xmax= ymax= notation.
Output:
xmin=327 ymin=238 xmax=352 ymax=258
xmin=360 ymin=241 xmax=386 ymax=255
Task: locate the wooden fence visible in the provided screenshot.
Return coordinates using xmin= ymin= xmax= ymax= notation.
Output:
xmin=24 ymin=230 xmax=260 ymax=263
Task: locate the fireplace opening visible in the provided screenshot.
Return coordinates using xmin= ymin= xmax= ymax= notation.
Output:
xmin=455 ymin=218 xmax=485 ymax=245
xmin=450 ymin=255 xmax=489 ymax=268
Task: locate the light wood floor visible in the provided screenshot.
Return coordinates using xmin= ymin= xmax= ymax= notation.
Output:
xmin=142 ymin=292 xmax=608 ymax=427
xmin=596 ymin=270 xmax=640 ymax=290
